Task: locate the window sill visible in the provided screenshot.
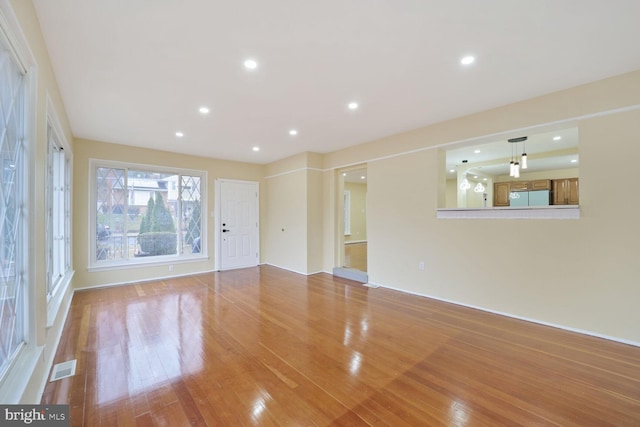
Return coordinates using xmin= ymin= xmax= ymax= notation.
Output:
xmin=88 ymin=254 xmax=209 ymax=272
xmin=46 ymin=270 xmax=74 ymax=328
xmin=437 ymin=205 xmax=580 ymax=219
xmin=0 ymin=344 xmax=42 ymax=404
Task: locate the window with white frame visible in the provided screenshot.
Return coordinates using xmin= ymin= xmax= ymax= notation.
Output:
xmin=46 ymin=122 xmax=71 ymax=300
xmin=91 ymin=161 xmax=205 ymax=267
xmin=0 ymin=34 xmax=28 ymax=378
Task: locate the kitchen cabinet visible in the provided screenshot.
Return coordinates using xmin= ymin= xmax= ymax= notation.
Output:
xmin=510 ymin=181 xmax=530 ymax=191
xmin=531 ymin=179 xmax=551 ymax=190
xmin=552 ymin=178 xmax=579 ymax=205
xmin=494 ymin=182 xmax=510 ymax=206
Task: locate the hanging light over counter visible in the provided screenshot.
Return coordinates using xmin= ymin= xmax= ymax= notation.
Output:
xmin=508 ymin=136 xmax=528 ymax=178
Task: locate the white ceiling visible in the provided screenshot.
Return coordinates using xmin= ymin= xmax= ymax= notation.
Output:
xmin=32 ymin=0 xmax=640 ymax=165
xmin=344 ymin=169 xmax=367 ymax=184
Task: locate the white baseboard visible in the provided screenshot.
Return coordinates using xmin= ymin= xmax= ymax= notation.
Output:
xmin=260 ymin=263 xmax=324 ymax=276
xmin=367 ymin=281 xmax=640 ymax=348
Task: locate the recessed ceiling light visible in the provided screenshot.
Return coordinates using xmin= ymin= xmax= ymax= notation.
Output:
xmin=483 ymin=178 xmax=487 ymax=181
xmin=342 ymin=173 xmax=347 ymax=176
xmin=348 ymin=102 xmax=359 ymax=110
xmin=289 ymin=129 xmax=298 ymax=136
xmin=360 ymin=176 xmax=365 ymax=180
xmin=571 ymin=159 xmax=577 ymax=163
xmin=175 ymin=132 xmax=184 ymax=137
xmin=460 ymin=55 xmax=475 ymax=65
xmin=553 ymin=136 xmax=562 ymax=141
xmin=252 ymin=146 xmax=260 ymax=152
xmin=449 ymin=169 xmax=455 ymax=173
xmin=244 ymin=59 xmax=258 ymax=70
xmin=473 ymin=175 xmax=478 ymax=179
xmin=199 ymin=106 xmax=210 ymax=114
xmin=474 ymin=149 xmax=481 ymax=154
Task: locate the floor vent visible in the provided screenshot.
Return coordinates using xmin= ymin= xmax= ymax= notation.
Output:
xmin=50 ymin=359 xmax=77 ymax=382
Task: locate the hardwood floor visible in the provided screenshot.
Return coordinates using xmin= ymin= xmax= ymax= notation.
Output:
xmin=42 ymin=266 xmax=640 ymax=426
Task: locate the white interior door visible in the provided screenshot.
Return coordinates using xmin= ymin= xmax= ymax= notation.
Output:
xmin=218 ymin=180 xmax=259 ymax=270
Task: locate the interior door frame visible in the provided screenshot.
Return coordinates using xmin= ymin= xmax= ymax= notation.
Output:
xmin=335 ymin=164 xmax=367 ymax=271
xmin=214 ymin=178 xmax=260 ymax=271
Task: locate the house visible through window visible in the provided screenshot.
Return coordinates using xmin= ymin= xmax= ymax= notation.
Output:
xmin=92 ymin=161 xmax=205 ymax=267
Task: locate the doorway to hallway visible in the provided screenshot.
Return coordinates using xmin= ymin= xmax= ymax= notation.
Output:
xmin=334 ymin=166 xmax=368 ymax=283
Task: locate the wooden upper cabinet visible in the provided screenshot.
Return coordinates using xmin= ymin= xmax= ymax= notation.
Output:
xmin=510 ymin=181 xmax=530 ymax=191
xmin=567 ymin=178 xmax=579 ymax=204
xmin=531 ymin=179 xmax=551 ymax=190
xmin=552 ymin=178 xmax=579 ymax=205
xmin=494 ymin=182 xmax=510 ymax=207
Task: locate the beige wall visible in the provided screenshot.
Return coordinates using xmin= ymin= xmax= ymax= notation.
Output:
xmin=73 ymin=138 xmax=265 ymax=288
xmin=317 ymin=70 xmax=640 ymax=344
xmin=446 ymin=178 xmax=487 ymax=208
xmin=307 ymin=169 xmax=324 ymax=273
xmin=344 ymin=182 xmax=367 ymax=242
xmin=264 ymin=169 xmax=308 ymax=273
xmin=263 ymin=153 xmax=325 ymax=274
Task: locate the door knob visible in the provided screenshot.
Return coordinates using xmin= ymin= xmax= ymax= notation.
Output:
xmin=222 ymin=229 xmax=230 ymax=233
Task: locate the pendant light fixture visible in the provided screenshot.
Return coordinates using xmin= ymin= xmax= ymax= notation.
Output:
xmin=521 ymin=138 xmax=528 ymax=169
xmin=508 ymin=136 xmax=528 ymax=177
xmin=459 ymin=178 xmax=471 ymax=190
xmin=509 ymin=143 xmax=515 ymax=177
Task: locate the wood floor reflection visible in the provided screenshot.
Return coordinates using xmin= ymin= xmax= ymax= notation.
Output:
xmin=42 ymin=266 xmax=640 ymax=426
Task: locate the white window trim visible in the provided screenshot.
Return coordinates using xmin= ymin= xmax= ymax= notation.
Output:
xmin=0 ymin=0 xmax=42 ymax=404
xmin=45 ymin=95 xmax=74 ymax=327
xmin=88 ymin=158 xmax=207 ymax=270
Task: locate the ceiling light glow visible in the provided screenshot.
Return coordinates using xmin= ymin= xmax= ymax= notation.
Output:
xmin=252 ymin=146 xmax=260 ymax=152
xmin=289 ymin=129 xmax=298 ymax=136
xmin=460 ymin=55 xmax=475 ymax=65
xmin=199 ymin=106 xmax=210 ymax=114
xmin=348 ymin=102 xmax=359 ymax=110
xmin=553 ymin=136 xmax=562 ymax=141
xmin=244 ymin=59 xmax=258 ymax=70
xmin=571 ymin=159 xmax=577 ymax=163
xmin=175 ymin=132 xmax=184 ymax=137
xmin=474 ymin=149 xmax=481 ymax=154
